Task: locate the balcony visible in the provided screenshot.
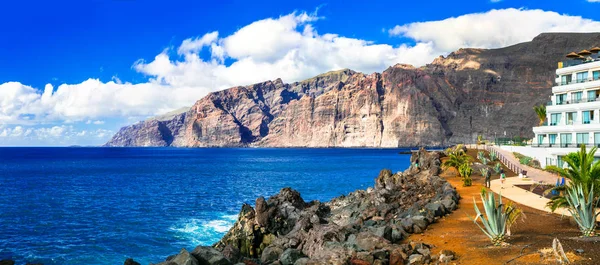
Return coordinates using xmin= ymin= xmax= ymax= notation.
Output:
xmin=531 ymin=143 xmax=600 ymax=148
xmin=559 ymin=54 xmax=600 ymax=69
xmin=557 ymin=76 xmax=600 ymax=86
xmin=557 ymin=59 xmax=600 ymax=76
xmin=549 ymin=96 xmax=600 ymax=107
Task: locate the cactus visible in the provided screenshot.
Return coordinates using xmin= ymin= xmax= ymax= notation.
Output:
xmin=564 ymin=184 xmax=599 ymax=237
xmin=472 ymin=190 xmax=513 ymax=246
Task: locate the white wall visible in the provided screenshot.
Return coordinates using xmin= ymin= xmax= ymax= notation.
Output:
xmin=499 ymin=146 xmax=555 ymax=168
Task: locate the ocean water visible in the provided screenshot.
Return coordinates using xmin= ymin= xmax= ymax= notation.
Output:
xmin=0 ymin=148 xmax=411 ymax=264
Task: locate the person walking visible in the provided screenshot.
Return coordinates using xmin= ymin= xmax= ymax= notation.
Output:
xmin=484 ymin=168 xmax=491 ymax=188
xmin=500 ymin=168 xmax=506 ymax=189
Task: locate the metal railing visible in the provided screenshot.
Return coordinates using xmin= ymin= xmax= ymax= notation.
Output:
xmin=484 ymin=145 xmax=522 ymax=175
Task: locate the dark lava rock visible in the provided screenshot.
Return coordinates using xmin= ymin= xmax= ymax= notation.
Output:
xmin=150 ymin=149 xmax=460 ymax=265
xmin=191 ymin=246 xmax=231 ymax=265
xmin=0 ymin=260 xmax=14 ymax=265
xmin=157 ymin=248 xmax=198 ymax=265
xmin=260 ymin=246 xmax=283 ymax=264
xmin=124 ymin=258 xmax=141 ymax=265
xmin=280 ymin=249 xmax=303 ymax=265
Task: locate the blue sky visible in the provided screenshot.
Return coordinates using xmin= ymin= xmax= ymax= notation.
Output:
xmin=1 ymin=0 xmax=600 ymax=146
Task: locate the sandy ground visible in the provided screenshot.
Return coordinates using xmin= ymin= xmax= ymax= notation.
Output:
xmin=406 ymin=149 xmax=600 ymax=265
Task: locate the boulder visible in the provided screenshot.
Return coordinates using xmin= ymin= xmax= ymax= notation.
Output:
xmin=408 ymin=254 xmax=424 ymax=265
xmin=191 ymin=246 xmax=231 ymax=265
xmin=124 ymin=258 xmax=141 ymax=265
xmin=280 ymin=249 xmax=304 ymax=265
xmin=411 ymin=216 xmax=428 ymax=231
xmin=158 ymin=248 xmax=198 ymax=265
xmin=355 ymin=232 xmax=390 ymax=251
xmin=261 ymin=246 xmax=283 ymax=264
xmin=221 ymin=245 xmax=241 ymax=264
xmin=293 ymin=258 xmax=310 ymax=265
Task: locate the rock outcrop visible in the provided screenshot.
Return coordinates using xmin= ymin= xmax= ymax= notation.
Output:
xmin=145 ymin=149 xmax=460 ymax=264
xmin=106 ymin=33 xmax=600 ymax=147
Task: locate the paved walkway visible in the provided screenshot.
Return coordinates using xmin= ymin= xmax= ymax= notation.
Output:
xmin=484 ymin=145 xmax=559 ymax=184
xmin=489 ymin=177 xmax=600 ymax=221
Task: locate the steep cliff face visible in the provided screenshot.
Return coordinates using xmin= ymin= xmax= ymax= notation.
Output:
xmin=105 ymin=33 xmax=600 ymax=147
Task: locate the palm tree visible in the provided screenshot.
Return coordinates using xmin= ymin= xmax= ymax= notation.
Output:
xmin=545 ymin=145 xmax=600 ymax=211
xmin=533 ymin=104 xmax=546 ymax=126
xmin=443 ymin=147 xmax=470 ymax=174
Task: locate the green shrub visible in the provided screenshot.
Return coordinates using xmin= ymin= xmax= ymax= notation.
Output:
xmin=519 ymin=156 xmax=532 ymax=165
xmin=459 ymin=163 xmax=473 ymax=187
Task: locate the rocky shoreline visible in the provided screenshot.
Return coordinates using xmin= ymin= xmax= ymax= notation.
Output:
xmin=137 ymin=148 xmax=460 ymax=265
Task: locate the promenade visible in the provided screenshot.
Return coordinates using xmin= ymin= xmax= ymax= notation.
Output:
xmin=476 ymin=145 xmax=600 ymax=221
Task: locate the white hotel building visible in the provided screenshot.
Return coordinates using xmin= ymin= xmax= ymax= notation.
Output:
xmin=524 ymin=48 xmax=600 ymax=168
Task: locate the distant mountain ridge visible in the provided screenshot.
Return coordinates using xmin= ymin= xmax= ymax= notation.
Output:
xmin=105 ymin=33 xmax=600 ymax=147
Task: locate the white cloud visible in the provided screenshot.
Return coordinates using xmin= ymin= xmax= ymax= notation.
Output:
xmin=1 ymin=9 xmax=600 ymax=146
xmin=588 ymin=0 xmax=600 ymax=2
xmin=0 ymin=125 xmax=113 ymax=146
xmin=388 ymin=8 xmax=600 ymax=53
xmin=178 ymin=31 xmax=219 ymax=55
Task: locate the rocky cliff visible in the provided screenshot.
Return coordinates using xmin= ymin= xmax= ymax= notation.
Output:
xmin=105 ymin=33 xmax=600 ymax=147
xmin=142 ymin=149 xmax=460 ymax=265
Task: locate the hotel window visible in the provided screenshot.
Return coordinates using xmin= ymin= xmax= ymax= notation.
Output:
xmin=561 ymin=74 xmax=572 ymax=85
xmin=594 ymin=71 xmax=600 ymax=81
xmin=566 ymin=112 xmax=577 ymax=125
xmin=550 ymin=113 xmax=561 ymax=126
xmin=577 ymin=133 xmax=589 ymax=145
xmin=549 ymin=134 xmax=557 ymax=145
xmin=571 ymin=91 xmax=583 ymax=103
xmin=558 ymin=156 xmax=564 ymax=168
xmin=588 ymin=90 xmax=598 ymax=101
xmin=561 ymin=133 xmax=572 ymax=147
xmin=537 ymin=134 xmax=546 ymax=145
xmin=583 ymin=111 xmax=594 ymax=124
xmin=595 ymin=132 xmax=600 ymax=145
xmin=556 ymin=93 xmax=567 ymax=105
xmin=576 ymin=71 xmax=588 ymax=83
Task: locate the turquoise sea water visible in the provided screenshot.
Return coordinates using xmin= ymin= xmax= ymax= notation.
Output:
xmin=0 ymin=147 xmax=411 ymax=264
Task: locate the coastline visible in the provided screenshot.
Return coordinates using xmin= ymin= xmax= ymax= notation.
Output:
xmin=139 ymin=148 xmax=460 ymax=265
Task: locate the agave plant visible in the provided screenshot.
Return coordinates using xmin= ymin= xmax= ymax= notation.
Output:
xmin=564 ymin=184 xmax=599 ymax=237
xmin=494 ymin=162 xmax=502 ymax=174
xmin=481 ymin=157 xmax=489 ymax=165
xmin=489 ymin=152 xmax=498 ymax=161
xmin=477 ymin=151 xmax=485 ymax=161
xmin=479 ymin=168 xmax=488 ymax=177
xmin=472 ymin=190 xmax=514 ymax=246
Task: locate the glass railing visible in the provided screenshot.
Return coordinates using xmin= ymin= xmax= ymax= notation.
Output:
xmin=543 ymin=119 xmax=599 ymax=126
xmin=557 ymin=77 xmax=600 ymax=86
xmin=559 ymin=55 xmax=600 ymax=69
xmin=550 ymin=97 xmax=600 ymax=105
xmin=531 ymin=143 xmax=600 ymax=148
